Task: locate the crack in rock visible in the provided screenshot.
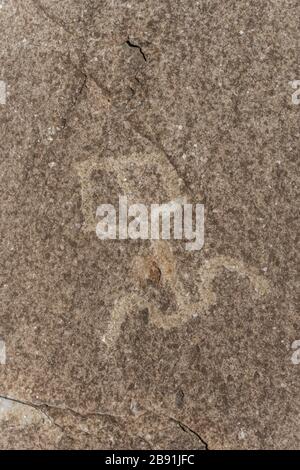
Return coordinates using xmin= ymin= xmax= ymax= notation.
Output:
xmin=176 ymin=420 xmax=209 ymax=450
xmin=125 ymin=38 xmax=147 ymax=62
xmin=0 ymin=394 xmax=122 ymax=421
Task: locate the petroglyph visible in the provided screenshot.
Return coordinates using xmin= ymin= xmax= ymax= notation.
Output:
xmin=76 ymin=155 xmax=269 ymax=346
xmin=102 ymin=241 xmax=271 ymax=347
xmin=75 ymin=153 xmax=186 ymax=233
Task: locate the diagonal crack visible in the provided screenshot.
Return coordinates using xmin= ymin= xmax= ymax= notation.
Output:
xmin=125 ymin=38 xmax=147 ymax=62
xmin=0 ymin=394 xmax=53 ymax=424
xmin=0 ymin=394 xmax=125 ymax=445
xmin=0 ymin=394 xmax=209 ymax=449
xmin=140 ymin=405 xmax=209 ymax=450
xmin=175 ymin=419 xmax=209 ymax=450
xmin=0 ymin=394 xmax=122 ymax=421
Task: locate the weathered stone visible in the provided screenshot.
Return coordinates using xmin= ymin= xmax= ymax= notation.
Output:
xmin=0 ymin=0 xmax=299 ymax=449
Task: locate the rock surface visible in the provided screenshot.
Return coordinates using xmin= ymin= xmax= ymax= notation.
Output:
xmin=0 ymin=0 xmax=299 ymax=449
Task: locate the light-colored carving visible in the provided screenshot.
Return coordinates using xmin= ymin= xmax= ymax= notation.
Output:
xmin=75 ymin=153 xmax=185 ymax=232
xmin=103 ymin=241 xmax=270 ymax=346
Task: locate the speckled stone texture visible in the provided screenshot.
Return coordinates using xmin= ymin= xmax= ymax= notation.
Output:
xmin=0 ymin=0 xmax=299 ymax=450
